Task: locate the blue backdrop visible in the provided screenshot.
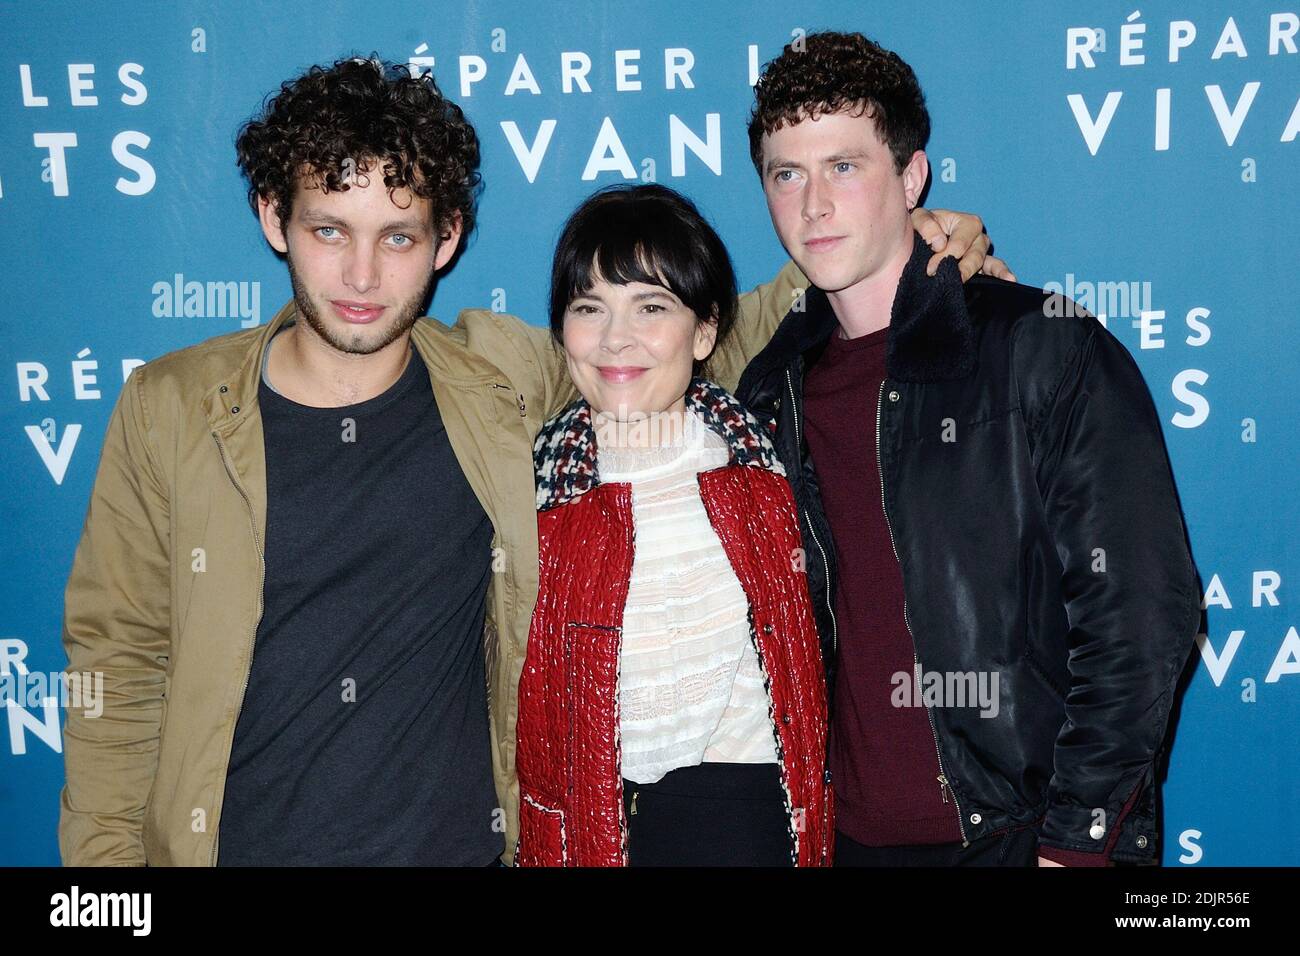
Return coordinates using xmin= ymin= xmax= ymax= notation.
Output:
xmin=1 ymin=0 xmax=1296 ymax=865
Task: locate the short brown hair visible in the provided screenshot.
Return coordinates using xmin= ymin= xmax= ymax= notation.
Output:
xmin=747 ymin=31 xmax=930 ymax=176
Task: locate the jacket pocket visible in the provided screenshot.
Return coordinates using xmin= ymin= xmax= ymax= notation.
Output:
xmin=141 ymin=683 xmax=169 ymax=849
xmin=516 ymin=793 xmax=568 ymax=867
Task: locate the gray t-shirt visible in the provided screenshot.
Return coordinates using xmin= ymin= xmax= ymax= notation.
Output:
xmin=217 ymin=330 xmax=500 ymax=865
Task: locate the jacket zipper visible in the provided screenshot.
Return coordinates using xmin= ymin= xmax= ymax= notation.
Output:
xmin=875 ymin=380 xmax=969 ymax=847
xmin=209 ymin=431 xmax=266 ymax=866
xmin=785 ymin=369 xmax=838 ymax=657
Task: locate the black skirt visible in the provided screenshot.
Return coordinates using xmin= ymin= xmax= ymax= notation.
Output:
xmin=621 ymin=761 xmax=794 ymax=866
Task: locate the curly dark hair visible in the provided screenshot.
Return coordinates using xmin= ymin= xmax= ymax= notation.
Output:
xmin=747 ymin=31 xmax=929 ymax=176
xmin=236 ymin=56 xmax=481 ymax=239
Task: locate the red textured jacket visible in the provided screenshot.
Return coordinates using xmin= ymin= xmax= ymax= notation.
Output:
xmin=514 ymin=378 xmax=832 ymax=866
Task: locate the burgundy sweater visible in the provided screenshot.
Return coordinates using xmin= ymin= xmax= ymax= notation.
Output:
xmin=802 ymin=325 xmax=1107 ymax=866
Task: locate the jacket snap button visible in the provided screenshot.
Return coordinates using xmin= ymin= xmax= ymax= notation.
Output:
xmin=1135 ymin=834 xmax=1148 ymax=849
xmin=969 ymin=812 xmax=982 ymax=824
xmin=781 ymin=713 xmax=791 ymax=725
xmin=762 ymin=623 xmax=774 ymax=634
xmin=219 ymin=385 xmax=228 ymax=393
xmin=888 ymin=390 xmax=900 ymax=402
xmin=230 ymin=405 xmax=240 ymax=414
xmin=1089 ymin=824 xmax=1106 ymax=840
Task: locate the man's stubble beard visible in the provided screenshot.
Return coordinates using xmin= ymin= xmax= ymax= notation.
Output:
xmin=286 ymin=254 xmax=432 ymax=356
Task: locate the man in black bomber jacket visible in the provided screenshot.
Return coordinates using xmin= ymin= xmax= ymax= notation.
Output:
xmin=735 ymin=31 xmax=1200 ymax=866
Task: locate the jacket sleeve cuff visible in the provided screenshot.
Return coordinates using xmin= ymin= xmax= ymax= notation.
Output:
xmin=1040 ymin=775 xmax=1145 ymax=865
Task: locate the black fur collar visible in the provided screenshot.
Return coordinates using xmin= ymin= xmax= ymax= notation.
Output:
xmin=742 ymin=231 xmax=978 ymax=386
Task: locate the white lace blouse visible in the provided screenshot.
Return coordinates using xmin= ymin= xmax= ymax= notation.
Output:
xmin=597 ymin=408 xmax=779 ymax=785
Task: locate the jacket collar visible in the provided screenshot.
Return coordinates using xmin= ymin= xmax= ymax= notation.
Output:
xmin=200 ymin=298 xmax=296 ymax=435
xmin=534 ymin=377 xmax=785 ymax=511
xmin=196 ymin=301 xmax=295 ymax=566
xmin=748 ymin=230 xmax=978 ymax=385
xmin=199 ymin=297 xmax=515 ymax=434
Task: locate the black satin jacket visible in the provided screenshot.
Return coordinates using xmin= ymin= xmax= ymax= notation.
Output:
xmin=735 ymin=234 xmax=1200 ymax=863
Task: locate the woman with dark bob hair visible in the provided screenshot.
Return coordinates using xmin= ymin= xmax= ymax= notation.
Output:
xmin=513 ymin=183 xmax=833 ymax=866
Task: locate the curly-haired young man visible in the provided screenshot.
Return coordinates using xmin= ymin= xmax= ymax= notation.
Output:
xmin=58 ymin=55 xmax=1001 ymax=866
xmin=736 ymin=31 xmax=1199 ymax=867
